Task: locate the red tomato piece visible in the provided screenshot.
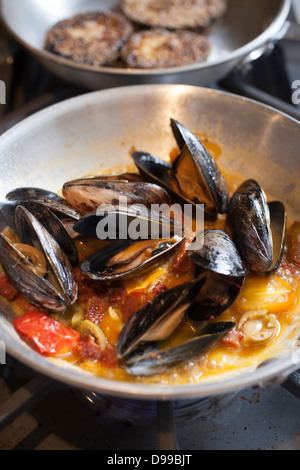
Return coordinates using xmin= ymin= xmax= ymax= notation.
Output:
xmin=221 ymin=329 xmax=244 ymax=348
xmin=100 ymin=345 xmax=119 ymax=368
xmin=84 ymin=295 xmax=110 ymax=325
xmin=0 ymin=273 xmax=18 ymax=300
xmin=122 ymin=289 xmax=148 ymax=322
xmin=13 ymin=312 xmax=80 ymax=356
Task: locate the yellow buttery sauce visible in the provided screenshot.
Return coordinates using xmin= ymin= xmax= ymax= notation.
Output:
xmin=4 ymin=138 xmax=300 ymax=386
xmin=66 ymin=141 xmax=300 ymax=385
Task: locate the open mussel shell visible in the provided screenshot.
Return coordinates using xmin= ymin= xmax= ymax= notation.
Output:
xmin=0 ymin=205 xmax=78 ymax=311
xmin=116 ymin=276 xmax=207 ymax=359
xmin=132 ymin=150 xmax=214 ymax=222
xmin=227 ymin=179 xmax=274 ymax=273
xmin=185 ymin=229 xmax=246 ymax=322
xmin=0 ymin=233 xmax=69 ymax=311
xmin=0 ymin=200 xmax=78 ymax=265
xmin=124 ymin=322 xmax=236 ymax=377
xmin=80 ymin=236 xmax=184 ymax=281
xmin=188 ymin=229 xmax=247 ymax=278
xmin=6 ymin=187 xmax=82 ymax=222
xmin=132 ymin=151 xmax=173 ymax=192
xmin=62 ymin=176 xmax=170 ymax=214
xmin=170 ymin=119 xmax=229 ymax=215
xmin=73 ymin=203 xmax=183 ymax=241
xmin=5 ymin=186 xmax=82 ymax=240
xmin=187 ymin=271 xmax=245 ymax=322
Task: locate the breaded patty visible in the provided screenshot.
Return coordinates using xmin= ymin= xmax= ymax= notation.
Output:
xmin=122 ymin=0 xmax=228 ymax=30
xmin=121 ymin=28 xmax=211 ymax=69
xmin=45 ymin=11 xmax=134 ymax=66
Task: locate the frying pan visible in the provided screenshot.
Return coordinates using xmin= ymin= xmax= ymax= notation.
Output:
xmin=0 ymin=84 xmax=299 ymax=400
xmin=0 ymin=0 xmax=292 ymax=89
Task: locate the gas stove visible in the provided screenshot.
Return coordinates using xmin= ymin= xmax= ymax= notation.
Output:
xmin=0 ymin=6 xmax=300 ymax=452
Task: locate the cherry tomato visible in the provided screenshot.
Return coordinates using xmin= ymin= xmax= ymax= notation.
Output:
xmin=13 ymin=312 xmax=80 ymax=356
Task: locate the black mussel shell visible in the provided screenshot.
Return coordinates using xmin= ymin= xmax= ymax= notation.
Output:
xmin=188 ymin=229 xmax=247 ymax=278
xmin=116 ymin=276 xmax=207 ymax=358
xmin=170 ymin=119 xmax=229 ymax=214
xmin=132 ymin=151 xmax=209 ymax=219
xmin=169 ymin=144 xmax=218 ymax=215
xmin=227 ymin=179 xmax=273 ymax=273
xmin=124 ymin=322 xmax=236 ymax=376
xmin=15 ymin=206 xmax=78 ymax=307
xmin=0 ymin=206 xmax=78 ymax=311
xmin=6 ymin=187 xmax=81 ymax=221
xmin=187 ymin=271 xmax=244 ymax=322
xmin=132 ymin=152 xmax=173 ymax=190
xmin=0 ymin=233 xmax=68 ymax=311
xmin=73 ymin=203 xmax=184 ymax=241
xmin=0 ymin=200 xmax=78 ymax=265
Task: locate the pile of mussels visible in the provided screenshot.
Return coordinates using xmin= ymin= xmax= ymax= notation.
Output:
xmin=0 ymin=119 xmax=288 ymax=376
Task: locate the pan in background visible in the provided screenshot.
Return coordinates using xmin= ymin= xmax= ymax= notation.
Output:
xmin=0 ymin=84 xmax=299 ymax=400
xmin=0 ymin=0 xmax=292 ymax=89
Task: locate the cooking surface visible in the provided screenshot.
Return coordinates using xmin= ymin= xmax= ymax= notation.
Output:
xmin=1 ymin=357 xmax=300 ymax=450
xmin=0 ymin=4 xmax=300 ymax=451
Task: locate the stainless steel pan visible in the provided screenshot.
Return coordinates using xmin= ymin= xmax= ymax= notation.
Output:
xmin=0 ymin=0 xmax=292 ymax=89
xmin=0 ymin=84 xmax=299 ymax=400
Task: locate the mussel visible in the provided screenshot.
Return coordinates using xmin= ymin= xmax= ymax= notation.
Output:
xmin=0 ymin=200 xmax=78 ymax=265
xmin=188 ymin=229 xmax=247 ymax=278
xmin=3 ymin=186 xmax=82 ymax=259
xmin=6 ymin=187 xmax=82 ymax=223
xmin=124 ymin=322 xmax=236 ymax=377
xmin=132 ymin=118 xmax=229 ymax=217
xmin=62 ymin=174 xmax=170 ymax=214
xmin=0 ymin=206 xmax=78 ymax=311
xmin=186 ymin=229 xmax=246 ymax=322
xmin=170 ymin=119 xmax=229 ymax=214
xmin=227 ymin=180 xmax=284 ymax=273
xmin=73 ymin=203 xmax=183 ymax=241
xmin=187 ymin=271 xmax=245 ymax=322
xmin=116 ymin=276 xmax=208 ymax=358
xmin=80 ymin=236 xmax=184 ymax=281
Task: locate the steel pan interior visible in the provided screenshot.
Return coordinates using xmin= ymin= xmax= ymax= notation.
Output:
xmin=0 ymin=84 xmax=299 ymax=400
xmin=0 ymin=0 xmax=291 ymax=89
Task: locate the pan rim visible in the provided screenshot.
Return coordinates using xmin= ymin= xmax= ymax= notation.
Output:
xmin=0 ymin=83 xmax=299 ymax=400
xmin=0 ymin=0 xmax=292 ymax=77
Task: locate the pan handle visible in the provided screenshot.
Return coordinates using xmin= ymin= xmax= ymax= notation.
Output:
xmin=235 ymin=20 xmax=300 ymax=74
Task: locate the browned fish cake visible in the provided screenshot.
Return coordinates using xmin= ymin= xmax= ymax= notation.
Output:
xmin=45 ymin=11 xmax=134 ymax=66
xmin=122 ymin=0 xmax=228 ymax=31
xmin=121 ymin=28 xmax=211 ymax=69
